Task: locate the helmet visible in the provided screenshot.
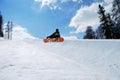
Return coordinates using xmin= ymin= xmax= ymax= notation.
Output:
xmin=56 ymin=29 xmax=59 ymax=32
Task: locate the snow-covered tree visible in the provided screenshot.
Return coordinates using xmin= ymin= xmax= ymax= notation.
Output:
xmin=84 ymin=26 xmax=96 ymax=39
xmin=4 ymin=21 xmax=13 ymax=39
xmin=98 ymin=4 xmax=113 ymax=39
xmin=0 ymin=12 xmax=3 ymax=37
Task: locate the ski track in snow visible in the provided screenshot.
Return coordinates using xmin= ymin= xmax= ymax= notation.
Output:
xmin=0 ymin=39 xmax=120 ymax=80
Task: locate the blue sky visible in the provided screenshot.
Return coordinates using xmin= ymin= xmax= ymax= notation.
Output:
xmin=0 ymin=0 xmax=112 ymax=39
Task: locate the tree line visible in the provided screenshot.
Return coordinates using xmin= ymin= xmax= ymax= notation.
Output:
xmin=84 ymin=0 xmax=120 ymax=39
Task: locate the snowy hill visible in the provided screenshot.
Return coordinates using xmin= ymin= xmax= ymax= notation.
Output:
xmin=0 ymin=38 xmax=120 ymax=80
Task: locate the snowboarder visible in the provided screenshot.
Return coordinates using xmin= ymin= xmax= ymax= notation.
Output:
xmin=43 ymin=29 xmax=64 ymax=43
xmin=47 ymin=29 xmax=60 ymax=39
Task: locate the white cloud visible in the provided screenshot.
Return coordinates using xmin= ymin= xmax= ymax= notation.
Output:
xmin=69 ymin=3 xmax=100 ymax=34
xmin=34 ymin=0 xmax=58 ymax=10
xmin=12 ymin=25 xmax=36 ymax=40
xmin=69 ymin=0 xmax=113 ymax=34
xmin=34 ymin=0 xmax=82 ymax=10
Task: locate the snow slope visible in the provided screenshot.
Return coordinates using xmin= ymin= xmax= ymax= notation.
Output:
xmin=0 ymin=38 xmax=120 ymax=80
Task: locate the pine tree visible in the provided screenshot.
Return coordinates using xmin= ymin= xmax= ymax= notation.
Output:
xmin=0 ymin=12 xmax=3 ymax=37
xmin=84 ymin=26 xmax=96 ymax=39
xmin=98 ymin=4 xmax=113 ymax=39
xmin=112 ymin=0 xmax=120 ymax=39
xmin=112 ymin=0 xmax=120 ymax=23
xmin=96 ymin=25 xmax=105 ymax=39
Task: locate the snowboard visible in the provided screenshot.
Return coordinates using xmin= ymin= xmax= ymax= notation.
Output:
xmin=43 ymin=37 xmax=64 ymax=43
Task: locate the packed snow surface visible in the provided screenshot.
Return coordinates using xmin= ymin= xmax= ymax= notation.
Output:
xmin=0 ymin=39 xmax=120 ymax=80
